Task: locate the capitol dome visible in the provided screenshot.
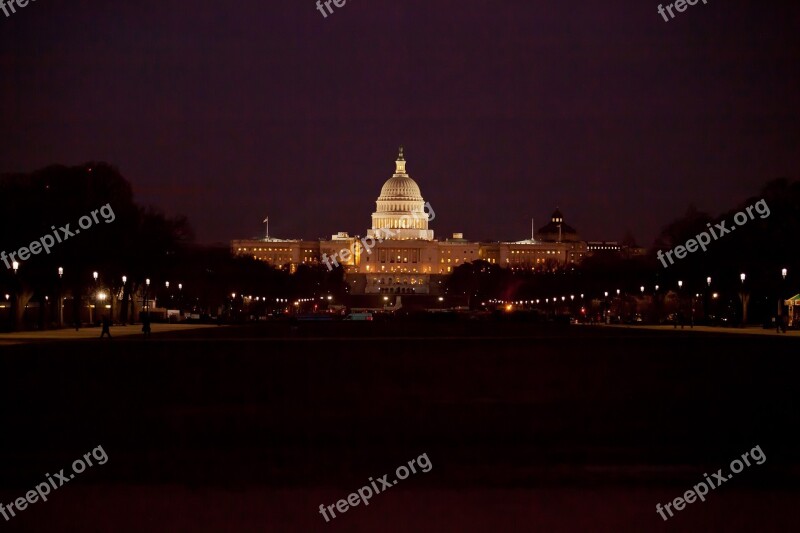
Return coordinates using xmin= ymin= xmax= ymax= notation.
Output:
xmin=368 ymin=147 xmax=434 ymax=241
xmin=378 ymin=174 xmax=423 ymax=200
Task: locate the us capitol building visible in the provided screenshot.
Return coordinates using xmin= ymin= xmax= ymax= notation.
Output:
xmin=232 ymin=148 xmax=606 ymax=295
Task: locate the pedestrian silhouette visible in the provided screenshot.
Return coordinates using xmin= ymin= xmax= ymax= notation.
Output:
xmin=100 ymin=315 xmax=112 ymax=339
xmin=142 ymin=312 xmax=152 ymax=338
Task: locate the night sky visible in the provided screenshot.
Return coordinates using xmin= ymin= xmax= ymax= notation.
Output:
xmin=1 ymin=0 xmax=798 ymax=246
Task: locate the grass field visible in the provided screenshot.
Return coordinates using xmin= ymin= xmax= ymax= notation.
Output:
xmin=0 ymin=322 xmax=797 ymax=532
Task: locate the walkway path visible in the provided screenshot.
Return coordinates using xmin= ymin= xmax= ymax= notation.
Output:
xmin=0 ymin=324 xmax=218 ymax=344
xmin=606 ymin=324 xmax=800 ymax=337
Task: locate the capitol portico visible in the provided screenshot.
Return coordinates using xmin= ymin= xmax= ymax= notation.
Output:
xmin=232 ymin=148 xmax=592 ymax=295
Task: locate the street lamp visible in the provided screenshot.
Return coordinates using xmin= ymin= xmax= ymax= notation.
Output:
xmin=12 ymin=261 xmax=19 ymax=274
xmin=678 ymin=280 xmax=683 ymax=289
xmin=57 ymin=267 xmax=65 ymax=327
xmin=706 ymin=276 xmax=711 ymax=287
xmin=640 ymin=286 xmax=644 ymax=294
xmin=90 ymin=272 xmax=100 ymax=324
xmin=145 ymin=278 xmax=151 ymax=313
xmin=120 ymin=276 xmax=128 ymax=325
xmin=779 ymin=268 xmax=789 ymax=325
xmin=739 ymin=273 xmax=748 ymax=326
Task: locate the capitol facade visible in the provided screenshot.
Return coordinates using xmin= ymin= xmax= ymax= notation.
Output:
xmin=231 ymin=148 xmax=595 ymax=295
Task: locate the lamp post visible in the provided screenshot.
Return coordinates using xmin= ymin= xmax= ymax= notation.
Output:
xmin=780 ymin=268 xmax=787 ymax=318
xmin=145 ymin=278 xmax=151 ymax=317
xmin=739 ymin=273 xmax=749 ymax=327
xmin=177 ymin=283 xmax=183 ymax=316
xmin=121 ymin=275 xmax=127 ymax=325
xmin=90 ymin=271 xmax=100 ymax=324
xmin=10 ymin=262 xmax=19 ymax=330
xmin=55 ymin=267 xmax=64 ymax=327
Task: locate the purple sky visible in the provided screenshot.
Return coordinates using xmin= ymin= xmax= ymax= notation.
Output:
xmin=1 ymin=0 xmax=798 ymax=246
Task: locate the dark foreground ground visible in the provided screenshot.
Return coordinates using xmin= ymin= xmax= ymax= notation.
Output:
xmin=0 ymin=322 xmax=798 ymax=532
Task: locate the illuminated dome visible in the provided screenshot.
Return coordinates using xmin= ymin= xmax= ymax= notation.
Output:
xmin=368 ymin=147 xmax=434 ymax=241
xmin=378 ymin=174 xmax=423 ymax=200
